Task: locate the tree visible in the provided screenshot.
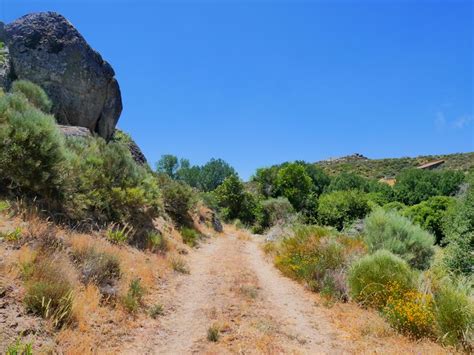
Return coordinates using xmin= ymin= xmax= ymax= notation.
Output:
xmin=295 ymin=161 xmax=330 ymax=196
xmin=198 ymin=158 xmax=236 ymax=191
xmin=327 ymin=172 xmax=368 ymax=192
xmin=275 ymin=163 xmax=313 ymax=211
xmin=156 ymin=154 xmax=179 ymax=178
xmin=317 ymin=190 xmax=370 ymax=231
xmin=215 ymin=175 xmax=245 ymax=221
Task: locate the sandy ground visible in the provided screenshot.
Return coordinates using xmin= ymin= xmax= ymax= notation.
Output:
xmin=123 ymin=232 xmax=351 ymax=354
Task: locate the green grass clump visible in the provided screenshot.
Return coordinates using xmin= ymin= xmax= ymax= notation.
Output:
xmin=149 ymin=304 xmax=164 ymax=318
xmin=6 ymin=337 xmax=33 ymax=355
xmin=147 ymin=231 xmax=168 ymax=253
xmin=434 ymin=283 xmax=473 ymax=348
xmin=0 ymin=227 xmax=22 ymax=242
xmin=348 ymin=250 xmax=416 ymax=309
xmin=207 ymin=324 xmax=220 ymax=342
xmin=180 ymin=227 xmax=200 ymax=247
xmin=73 ymin=246 xmax=120 ymax=287
xmin=122 ymin=278 xmax=146 ymax=313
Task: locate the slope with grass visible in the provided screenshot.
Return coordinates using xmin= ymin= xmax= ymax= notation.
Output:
xmin=317 ymin=152 xmax=474 ymax=178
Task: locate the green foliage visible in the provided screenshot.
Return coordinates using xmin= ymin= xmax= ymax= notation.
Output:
xmin=159 ymin=176 xmax=195 ymax=226
xmin=106 ymin=224 xmax=133 ymax=244
xmin=147 ymin=231 xmax=167 ymax=253
xmin=394 ymin=169 xmax=464 ymax=205
xmin=383 ymin=201 xmax=407 ymax=212
xmin=180 ymin=227 xmax=200 ymax=247
xmin=348 ymin=250 xmax=416 ymax=309
xmin=198 ymin=158 xmax=237 ymax=191
xmin=363 ymin=209 xmax=435 ymax=270
xmin=442 ymin=174 xmax=474 ymax=275
xmin=253 ymin=197 xmax=295 ymax=233
xmin=11 ymin=80 xmax=52 ymax=113
xmin=122 ymin=278 xmax=145 ymax=313
xmin=207 ymin=325 xmax=220 ymax=342
xmin=275 ymin=163 xmax=313 ymax=211
xmin=317 ymin=190 xmax=370 ymax=231
xmin=6 ymin=337 xmax=33 ymax=355
xmin=215 ymin=174 xmax=257 ymax=225
xmin=403 ymin=196 xmax=455 ymax=244
xmin=328 ymin=172 xmax=368 ymax=192
xmin=0 ymin=226 xmax=23 ymax=242
xmin=156 ymin=154 xmax=179 ymax=178
xmin=0 ymin=88 xmax=66 ymax=199
xmin=434 ymin=283 xmax=474 ymax=348
xmin=275 ymin=225 xmax=366 ymax=300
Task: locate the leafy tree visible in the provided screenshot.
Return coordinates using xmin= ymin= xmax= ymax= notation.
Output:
xmin=158 ymin=175 xmax=195 ymax=226
xmin=394 ymin=169 xmax=464 ymax=205
xmin=156 ymin=154 xmax=179 ymax=178
xmin=198 ymin=158 xmax=236 ymax=191
xmin=327 ymin=172 xmax=368 ymax=192
xmin=275 ymin=163 xmax=313 ymax=211
xmin=403 ymin=196 xmax=455 ymax=244
xmin=176 ymin=159 xmax=201 ymax=188
xmin=317 ymin=190 xmax=370 ymax=231
xmin=252 ymin=165 xmax=281 ymax=197
xmin=295 ymin=161 xmax=331 ymax=196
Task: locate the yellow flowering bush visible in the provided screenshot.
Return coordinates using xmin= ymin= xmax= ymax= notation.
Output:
xmin=383 ymin=282 xmax=435 ymax=338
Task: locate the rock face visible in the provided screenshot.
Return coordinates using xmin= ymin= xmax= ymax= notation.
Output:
xmin=3 ymin=12 xmax=122 ymax=140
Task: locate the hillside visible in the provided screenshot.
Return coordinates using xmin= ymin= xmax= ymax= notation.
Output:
xmin=317 ymin=152 xmax=474 ymax=179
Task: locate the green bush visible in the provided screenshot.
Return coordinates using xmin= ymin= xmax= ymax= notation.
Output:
xmin=363 ymin=209 xmax=435 ymax=270
xmin=442 ymin=174 xmax=474 ymax=275
xmin=147 ymin=231 xmax=167 ymax=253
xmin=180 ymin=227 xmax=200 ymax=247
xmin=275 ymin=163 xmax=313 ymax=211
xmin=122 ymin=278 xmax=145 ymax=313
xmin=403 ymin=196 xmax=455 ymax=244
xmin=317 ymin=190 xmax=370 ymax=231
xmin=383 ymin=201 xmax=407 ymax=212
xmin=0 ymin=89 xmax=66 ymax=199
xmin=158 ymin=175 xmax=194 ymax=226
xmin=6 ymin=337 xmax=33 ymax=355
xmin=348 ymin=250 xmax=415 ymax=309
xmin=327 ymin=172 xmax=369 ymax=192
xmin=253 ymin=197 xmax=295 ymax=233
xmin=11 ymin=80 xmax=52 ymax=113
xmin=434 ymin=283 xmax=474 ymax=348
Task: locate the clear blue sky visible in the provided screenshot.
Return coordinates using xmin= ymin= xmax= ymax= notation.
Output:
xmin=3 ymin=0 xmax=473 ymax=180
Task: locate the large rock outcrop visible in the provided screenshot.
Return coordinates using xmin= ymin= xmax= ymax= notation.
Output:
xmin=3 ymin=12 xmax=122 ymax=140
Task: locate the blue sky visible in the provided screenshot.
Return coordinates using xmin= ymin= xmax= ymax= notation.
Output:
xmin=2 ymin=0 xmax=473 ymax=180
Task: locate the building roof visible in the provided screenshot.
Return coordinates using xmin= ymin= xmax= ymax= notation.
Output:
xmin=417 ymin=160 xmax=445 ymax=170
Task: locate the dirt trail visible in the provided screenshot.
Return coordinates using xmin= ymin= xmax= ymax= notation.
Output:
xmin=125 ymin=232 xmax=350 ymax=354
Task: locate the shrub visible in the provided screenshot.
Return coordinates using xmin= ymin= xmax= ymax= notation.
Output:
xmin=147 ymin=231 xmax=167 ymax=253
xmin=180 ymin=227 xmax=200 ymax=247
xmin=0 ymin=89 xmax=66 ymax=199
xmin=122 ymin=278 xmax=145 ymax=313
xmin=383 ymin=201 xmax=407 ymax=212
xmin=348 ymin=250 xmax=416 ymax=309
xmin=65 ymin=138 xmax=161 ymax=237
xmin=11 ymin=80 xmax=52 ymax=113
xmin=363 ymin=209 xmax=435 ymax=270
xmin=434 ymin=283 xmax=473 ymax=348
xmin=23 ymin=257 xmax=74 ymax=328
xmin=442 ymin=174 xmax=474 ymax=275
xmin=275 ymin=225 xmax=365 ymax=300
xmin=383 ymin=284 xmax=435 ymax=338
xmin=198 ymin=158 xmax=236 ymax=191
xmin=327 ymin=172 xmax=368 ymax=192
xmin=72 ymin=246 xmax=120 ymax=287
xmin=317 ymin=190 xmax=370 ymax=231
xmin=403 ymin=196 xmax=455 ymax=244
xmin=159 ymin=176 xmax=194 ymax=226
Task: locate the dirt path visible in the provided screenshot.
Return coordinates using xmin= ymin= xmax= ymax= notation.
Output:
xmin=124 ymin=232 xmax=350 ymax=354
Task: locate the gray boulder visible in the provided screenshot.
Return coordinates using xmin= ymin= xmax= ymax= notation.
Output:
xmin=4 ymin=12 xmax=122 ymax=140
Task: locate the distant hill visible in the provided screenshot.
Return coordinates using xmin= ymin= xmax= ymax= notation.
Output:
xmin=316 ymin=152 xmax=474 ymax=179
